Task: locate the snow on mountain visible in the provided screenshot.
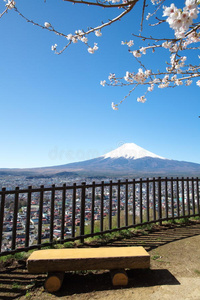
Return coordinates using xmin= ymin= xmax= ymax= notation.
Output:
xmin=103 ymin=143 xmax=165 ymax=160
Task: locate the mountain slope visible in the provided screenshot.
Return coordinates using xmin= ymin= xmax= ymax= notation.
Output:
xmin=39 ymin=143 xmax=200 ymax=177
xmin=1 ymin=143 xmax=200 ymax=177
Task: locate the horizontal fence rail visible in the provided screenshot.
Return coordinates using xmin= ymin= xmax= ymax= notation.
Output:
xmin=0 ymin=177 xmax=200 ymax=256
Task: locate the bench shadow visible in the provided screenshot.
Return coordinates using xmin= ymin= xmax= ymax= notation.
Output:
xmin=55 ymin=268 xmax=180 ymax=296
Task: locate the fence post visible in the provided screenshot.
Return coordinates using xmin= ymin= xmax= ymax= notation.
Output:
xmin=146 ymin=178 xmax=149 ymax=222
xmin=61 ymin=183 xmax=66 ymax=241
xmin=132 ymin=179 xmax=136 ymax=225
xmin=187 ymin=178 xmax=190 ymax=216
xmin=12 ymin=187 xmax=19 ymax=250
xmin=171 ymin=177 xmax=174 ymax=219
xmin=176 ymin=178 xmax=180 ymax=218
xmin=25 ymin=186 xmax=32 ymax=248
xmin=80 ymin=182 xmax=86 ymax=243
xmin=139 ymin=178 xmax=143 ymax=224
xmin=91 ymin=182 xmax=95 ymax=234
xmin=158 ymin=177 xmax=162 ymax=225
xmin=196 ymin=178 xmax=200 ymax=215
xmin=0 ymin=188 xmax=6 ymax=252
xmin=153 ymin=177 xmax=156 ymax=221
xmin=50 ymin=185 xmax=55 ymax=244
xmin=125 ymin=179 xmax=128 ymax=227
xmin=165 ymin=177 xmax=168 ymax=219
xmin=117 ymin=180 xmax=121 ymax=228
xmin=109 ymin=180 xmax=112 ymax=230
xmin=72 ymin=183 xmax=77 ymax=238
xmin=182 ymin=177 xmax=185 ymax=217
xmin=38 ymin=185 xmax=44 ymax=246
xmin=100 ymin=181 xmax=104 ymax=232
xmin=191 ymin=177 xmax=195 ymax=215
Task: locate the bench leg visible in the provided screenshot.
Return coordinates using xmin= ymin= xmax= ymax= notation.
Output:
xmin=110 ymin=269 xmax=128 ymax=286
xmin=45 ymin=272 xmax=65 ymax=293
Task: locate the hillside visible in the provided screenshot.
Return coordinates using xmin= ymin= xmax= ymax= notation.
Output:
xmin=1 ymin=221 xmax=200 ymax=300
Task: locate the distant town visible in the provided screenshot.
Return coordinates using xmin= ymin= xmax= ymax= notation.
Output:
xmin=0 ymin=174 xmax=99 ymax=190
xmin=1 ymin=174 xmax=121 ymax=252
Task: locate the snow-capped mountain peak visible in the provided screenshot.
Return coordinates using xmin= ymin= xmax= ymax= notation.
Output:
xmin=103 ymin=143 xmax=165 ymax=160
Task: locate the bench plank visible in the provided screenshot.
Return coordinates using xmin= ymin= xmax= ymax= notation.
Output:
xmin=27 ymin=246 xmax=150 ymax=273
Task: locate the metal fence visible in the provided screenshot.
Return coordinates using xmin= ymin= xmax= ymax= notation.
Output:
xmin=0 ymin=177 xmax=199 ymax=256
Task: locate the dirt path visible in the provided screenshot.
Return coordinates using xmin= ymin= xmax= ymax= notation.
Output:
xmin=1 ymin=222 xmax=200 ymax=300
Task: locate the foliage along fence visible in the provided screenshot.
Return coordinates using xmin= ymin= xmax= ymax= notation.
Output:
xmin=0 ymin=177 xmax=200 ymax=256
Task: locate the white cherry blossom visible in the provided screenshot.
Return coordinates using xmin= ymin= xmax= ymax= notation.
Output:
xmin=51 ymin=44 xmax=57 ymax=51
xmin=140 ymin=47 xmax=146 ymax=54
xmin=88 ymin=47 xmax=95 ymax=54
xmin=72 ymin=37 xmax=78 ymax=43
xmin=93 ymin=43 xmax=98 ymax=51
xmin=100 ymin=80 xmax=106 ymax=86
xmin=137 ymin=96 xmax=146 ymax=103
xmin=175 ymin=79 xmax=183 ymax=86
xmin=158 ymin=82 xmax=170 ymax=88
xmin=81 ymin=36 xmax=88 ymax=43
xmin=111 ymin=102 xmax=119 ymax=110
xmin=95 ymin=30 xmax=102 ymax=37
xmin=133 ymin=50 xmax=142 ymax=58
xmin=127 ymin=40 xmax=134 ymax=47
xmin=5 ymin=0 xmax=15 ymax=9
xmin=44 ymin=22 xmax=51 ymax=28
xmin=66 ymin=34 xmax=73 ymax=40
xmin=148 ymin=84 xmax=154 ymax=92
xmin=186 ymin=79 xmax=192 ymax=85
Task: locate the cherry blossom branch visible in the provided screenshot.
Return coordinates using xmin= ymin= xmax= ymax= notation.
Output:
xmin=82 ymin=3 xmax=135 ymax=35
xmin=140 ymin=0 xmax=146 ymax=31
xmin=132 ymin=33 xmax=178 ymax=42
xmin=185 ymin=23 xmax=200 ymax=37
xmin=14 ymin=7 xmax=68 ymax=37
xmin=13 ymin=0 xmax=137 ymax=55
xmin=1 ymin=0 xmax=200 ymax=110
xmin=55 ymin=2 xmax=136 ymax=54
xmin=63 ymin=0 xmax=139 ymax=8
xmin=106 ymin=1 xmax=200 ymax=108
xmin=112 ymin=83 xmax=139 ymax=109
xmin=0 ymin=7 xmax=8 ymax=19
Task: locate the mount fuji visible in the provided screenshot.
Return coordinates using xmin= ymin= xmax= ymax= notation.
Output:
xmin=38 ymin=142 xmax=200 ymax=177
xmin=1 ymin=143 xmax=200 ymax=177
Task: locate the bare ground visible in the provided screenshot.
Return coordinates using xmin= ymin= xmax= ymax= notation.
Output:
xmin=1 ymin=221 xmax=200 ymax=300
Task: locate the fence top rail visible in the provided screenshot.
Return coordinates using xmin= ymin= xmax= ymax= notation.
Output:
xmin=0 ymin=177 xmax=199 ymax=195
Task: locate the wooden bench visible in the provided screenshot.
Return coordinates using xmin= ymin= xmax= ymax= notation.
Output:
xmin=27 ymin=246 xmax=150 ymax=292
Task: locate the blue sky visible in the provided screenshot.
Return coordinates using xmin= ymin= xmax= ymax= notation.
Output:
xmin=0 ymin=0 xmax=199 ymax=168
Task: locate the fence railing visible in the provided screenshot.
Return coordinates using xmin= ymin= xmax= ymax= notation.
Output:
xmin=0 ymin=177 xmax=199 ymax=256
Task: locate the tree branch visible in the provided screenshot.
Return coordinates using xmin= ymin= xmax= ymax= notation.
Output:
xmin=0 ymin=8 xmax=8 ymax=19
xmin=63 ymin=0 xmax=139 ymax=8
xmin=83 ymin=3 xmax=136 ymax=35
